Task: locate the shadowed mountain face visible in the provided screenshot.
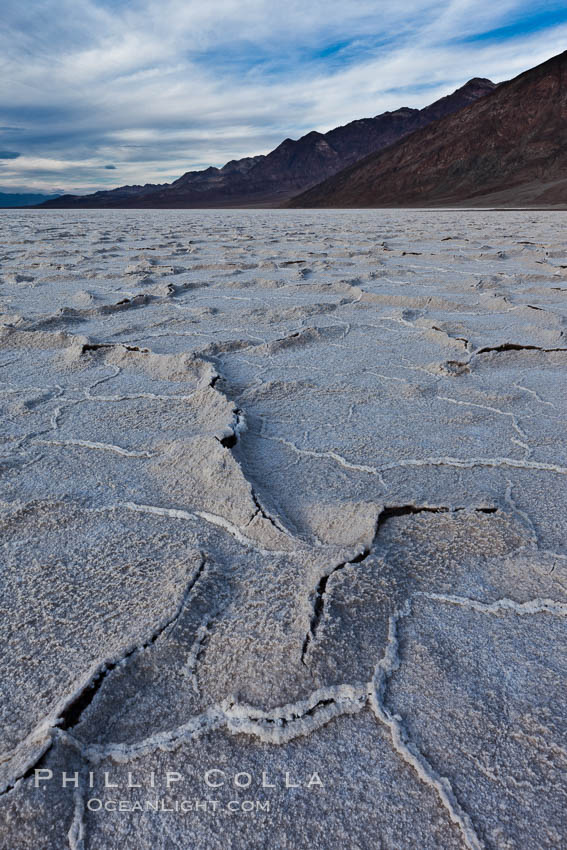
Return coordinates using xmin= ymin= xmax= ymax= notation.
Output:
xmin=290 ymin=51 xmax=567 ymax=209
xmin=41 ymin=79 xmax=495 ymax=209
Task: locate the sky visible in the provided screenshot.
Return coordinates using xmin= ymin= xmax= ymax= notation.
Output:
xmin=1 ymin=0 xmax=566 ymax=194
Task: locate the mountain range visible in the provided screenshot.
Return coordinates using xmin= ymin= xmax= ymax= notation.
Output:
xmin=40 ymin=50 xmax=567 ymax=210
xmin=41 ymin=78 xmax=496 ymax=209
xmin=0 ymin=191 xmax=61 ymax=208
xmin=291 ymin=50 xmax=567 ymax=208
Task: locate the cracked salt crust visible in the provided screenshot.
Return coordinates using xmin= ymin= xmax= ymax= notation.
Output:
xmin=0 ymin=209 xmax=566 ymax=849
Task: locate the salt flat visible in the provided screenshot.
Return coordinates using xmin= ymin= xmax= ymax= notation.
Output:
xmin=0 ymin=209 xmax=566 ymax=849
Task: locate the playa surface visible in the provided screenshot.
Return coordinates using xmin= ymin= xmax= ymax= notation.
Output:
xmin=1 ymin=209 xmax=566 ymax=849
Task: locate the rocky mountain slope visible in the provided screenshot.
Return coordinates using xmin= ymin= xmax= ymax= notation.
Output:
xmin=41 ymin=79 xmax=495 ymax=208
xmin=289 ymin=51 xmax=567 ymax=208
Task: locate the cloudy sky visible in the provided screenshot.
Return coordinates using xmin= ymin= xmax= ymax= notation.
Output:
xmin=1 ymin=0 xmax=566 ymax=194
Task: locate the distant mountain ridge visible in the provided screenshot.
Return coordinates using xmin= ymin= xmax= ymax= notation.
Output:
xmin=289 ymin=51 xmax=567 ymax=208
xmin=0 ymin=192 xmax=61 ymax=207
xmin=41 ymin=78 xmax=496 ymax=209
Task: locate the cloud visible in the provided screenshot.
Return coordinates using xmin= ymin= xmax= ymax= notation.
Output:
xmin=0 ymin=0 xmax=566 ymax=191
xmin=0 ymin=151 xmax=21 ymax=159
